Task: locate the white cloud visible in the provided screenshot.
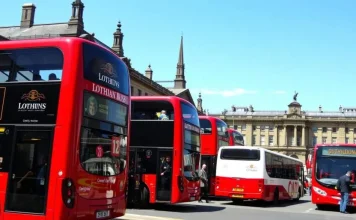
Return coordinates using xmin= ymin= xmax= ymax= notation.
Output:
xmin=193 ymin=88 xmax=257 ymax=97
xmin=272 ymin=90 xmax=286 ymax=94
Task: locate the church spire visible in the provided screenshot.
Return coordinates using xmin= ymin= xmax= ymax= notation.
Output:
xmin=174 ymin=35 xmax=186 ymax=89
xmin=112 ymin=21 xmax=124 ymax=57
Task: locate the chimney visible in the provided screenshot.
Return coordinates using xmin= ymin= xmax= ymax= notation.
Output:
xmin=319 ymin=105 xmax=322 ymax=112
xmin=145 ymin=65 xmax=153 ymax=80
xmin=21 ymin=3 xmax=36 ymax=28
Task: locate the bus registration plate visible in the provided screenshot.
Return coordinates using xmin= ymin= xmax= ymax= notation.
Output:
xmin=232 ymin=194 xmax=243 ymax=198
xmin=338 ymin=201 xmax=354 ymax=206
xmin=96 ymin=210 xmax=110 ymax=219
xmin=232 ymin=188 xmax=244 ymax=192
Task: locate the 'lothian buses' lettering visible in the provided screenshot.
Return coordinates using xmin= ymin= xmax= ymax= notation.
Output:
xmin=98 ymin=72 xmax=120 ymax=88
xmin=91 ymin=82 xmax=129 ymax=105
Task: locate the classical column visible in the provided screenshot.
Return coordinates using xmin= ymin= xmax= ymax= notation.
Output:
xmin=274 ymin=126 xmax=278 ymax=146
xmin=283 ymin=125 xmax=287 ymax=146
xmin=293 ymin=126 xmax=297 ymax=146
xmin=302 ymin=126 xmax=305 ymax=147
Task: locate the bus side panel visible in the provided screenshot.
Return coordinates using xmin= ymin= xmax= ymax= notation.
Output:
xmin=142 ymin=174 xmax=156 ymax=203
xmin=209 ymin=177 xmax=216 ymax=196
xmin=0 ymin=173 xmax=8 ymax=220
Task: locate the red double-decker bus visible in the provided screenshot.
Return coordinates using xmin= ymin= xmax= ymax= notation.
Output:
xmin=311 ymin=144 xmax=356 ymax=210
xmin=227 ymin=128 xmax=244 ymax=146
xmin=199 ymin=116 xmax=229 ymax=196
xmin=128 ymin=96 xmax=201 ymax=207
xmin=0 ymin=37 xmax=130 ymax=219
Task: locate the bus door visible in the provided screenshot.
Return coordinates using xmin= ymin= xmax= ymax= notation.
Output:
xmin=5 ymin=127 xmax=53 ymax=215
xmin=201 ymin=155 xmax=216 ymax=195
xmin=156 ymin=150 xmax=172 ymax=201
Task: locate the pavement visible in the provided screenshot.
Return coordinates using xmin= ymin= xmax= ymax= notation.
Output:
xmin=116 ymin=196 xmax=356 ymax=220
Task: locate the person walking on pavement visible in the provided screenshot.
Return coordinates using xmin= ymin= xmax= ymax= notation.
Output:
xmin=198 ymin=164 xmax=209 ymax=203
xmin=337 ymin=171 xmax=352 ymax=214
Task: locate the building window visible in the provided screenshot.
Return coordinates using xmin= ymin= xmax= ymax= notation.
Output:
xmin=346 ymin=138 xmax=349 ymax=144
xmin=131 ymin=86 xmax=134 ymax=95
xmin=322 ymin=127 xmax=327 ymax=133
xmin=234 ymin=125 xmax=238 ymax=130
xmin=145 ymin=92 xmax=148 ymax=96
xmin=332 ymin=127 xmax=337 ymax=133
xmin=268 ymin=135 xmax=273 ymax=146
xmin=289 ymin=137 xmax=294 ymax=146
xmin=138 ymin=89 xmax=142 ymax=96
xmin=269 ymin=126 xmax=274 ymax=131
xmin=297 ymin=137 xmax=301 ymax=146
xmin=322 ymin=137 xmax=327 ymax=144
xmin=253 ymin=126 xmax=256 ymax=131
xmin=346 ymin=127 xmax=349 ymax=133
xmin=252 ymin=135 xmax=256 ymax=145
xmin=242 ymin=125 xmax=246 ymax=130
xmin=312 ymin=127 xmax=318 ymax=132
xmin=332 ymin=137 xmax=337 ymax=144
xmin=260 ymin=135 xmax=265 ymax=145
xmin=260 ymin=125 xmax=265 ymax=130
xmin=354 ymin=139 xmax=356 ymax=144
xmin=313 ymin=136 xmax=317 ymax=146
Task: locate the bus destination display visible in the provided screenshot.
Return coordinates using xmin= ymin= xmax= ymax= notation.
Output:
xmin=83 ymin=91 xmax=127 ymax=126
xmin=321 ymin=147 xmax=356 ymax=157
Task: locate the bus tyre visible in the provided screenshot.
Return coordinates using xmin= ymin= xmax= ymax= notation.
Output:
xmin=273 ymin=188 xmax=279 ymax=205
xmin=140 ymin=187 xmax=149 ymax=208
xmin=232 ymin=199 xmax=243 ymax=205
xmin=294 ymin=188 xmax=301 ymax=201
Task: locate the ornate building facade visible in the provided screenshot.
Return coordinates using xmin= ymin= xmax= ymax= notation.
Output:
xmin=0 ymin=1 xmax=201 ymax=111
xmin=213 ymin=93 xmax=356 ymax=165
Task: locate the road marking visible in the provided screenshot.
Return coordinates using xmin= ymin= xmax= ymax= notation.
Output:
xmin=304 ymin=208 xmax=314 ymax=213
xmin=117 ymin=213 xmax=183 ymax=220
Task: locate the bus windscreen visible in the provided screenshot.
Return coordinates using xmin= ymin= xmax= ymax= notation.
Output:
xmin=220 ymin=149 xmax=260 ymax=161
xmin=316 ymin=146 xmax=356 ymax=188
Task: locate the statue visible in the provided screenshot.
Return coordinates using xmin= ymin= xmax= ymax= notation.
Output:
xmin=293 ymin=91 xmax=298 ymax=101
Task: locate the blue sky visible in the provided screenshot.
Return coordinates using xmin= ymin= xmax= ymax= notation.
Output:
xmin=3 ymin=0 xmax=356 ymax=113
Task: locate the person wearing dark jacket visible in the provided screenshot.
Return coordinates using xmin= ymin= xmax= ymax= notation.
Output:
xmin=337 ymin=171 xmax=352 ymax=214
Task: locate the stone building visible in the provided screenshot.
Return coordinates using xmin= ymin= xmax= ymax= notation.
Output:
xmin=213 ymin=92 xmax=356 ymax=165
xmin=0 ymin=1 xmax=201 ymax=110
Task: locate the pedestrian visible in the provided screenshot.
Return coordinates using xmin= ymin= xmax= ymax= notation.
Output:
xmin=198 ymin=164 xmax=209 ymax=203
xmin=336 ymin=171 xmax=352 ymax=214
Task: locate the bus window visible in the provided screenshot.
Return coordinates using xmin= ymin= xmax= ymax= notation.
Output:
xmin=131 ymin=100 xmax=174 ymax=120
xmin=0 ymin=47 xmax=63 ymax=82
xmin=220 ymin=148 xmax=260 ymax=161
xmin=199 ymin=119 xmax=212 ymax=134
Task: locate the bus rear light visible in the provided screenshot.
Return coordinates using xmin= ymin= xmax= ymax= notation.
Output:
xmin=216 ymin=177 xmax=220 ymax=185
xmin=178 ymin=176 xmax=184 ymax=192
xmin=62 ymin=178 xmax=75 ymax=208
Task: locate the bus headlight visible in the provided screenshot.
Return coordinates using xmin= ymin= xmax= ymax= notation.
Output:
xmin=313 ymin=186 xmax=327 ymax=196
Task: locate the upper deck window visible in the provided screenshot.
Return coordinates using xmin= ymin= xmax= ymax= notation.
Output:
xmin=0 ymin=47 xmax=63 ymax=82
xmin=82 ymin=43 xmax=129 ymax=95
xmin=131 ymin=100 xmax=174 ymax=120
xmin=199 ymin=119 xmax=212 ymax=134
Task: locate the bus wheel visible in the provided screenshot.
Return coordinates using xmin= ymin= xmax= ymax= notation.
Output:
xmin=140 ymin=187 xmax=149 ymax=208
xmin=273 ymin=188 xmax=279 ymax=205
xmin=232 ymin=199 xmax=243 ymax=205
xmin=316 ymin=204 xmax=326 ymax=210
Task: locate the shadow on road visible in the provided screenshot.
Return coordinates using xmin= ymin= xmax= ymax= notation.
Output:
xmin=130 ymin=203 xmax=226 ymax=213
xmin=221 ymin=198 xmax=310 ymax=208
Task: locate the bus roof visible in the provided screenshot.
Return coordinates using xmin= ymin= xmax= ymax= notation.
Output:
xmin=0 ymin=37 xmax=124 ymax=64
xmin=198 ymin=115 xmax=226 ymax=123
xmin=131 ymin=96 xmax=194 ymax=107
xmin=219 ymin=145 xmax=303 ymax=163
